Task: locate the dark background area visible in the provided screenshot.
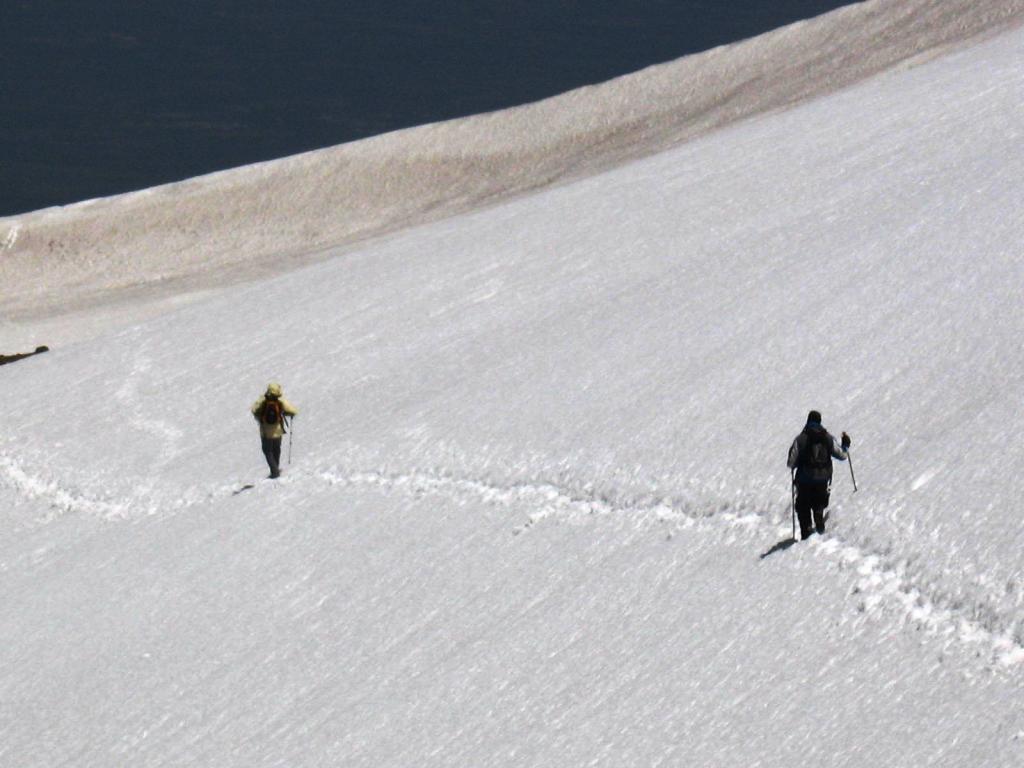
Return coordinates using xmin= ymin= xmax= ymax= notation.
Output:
xmin=1 ymin=1 xmax=856 ymax=216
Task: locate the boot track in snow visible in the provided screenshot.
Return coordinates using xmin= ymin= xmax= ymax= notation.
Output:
xmin=2 ymin=452 xmax=1022 ymax=673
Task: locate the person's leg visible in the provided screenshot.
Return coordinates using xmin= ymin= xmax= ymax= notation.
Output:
xmin=812 ymin=486 xmax=831 ymax=534
xmin=270 ymin=439 xmax=282 ymax=478
xmin=261 ymin=436 xmax=281 ymax=478
xmin=795 ymin=485 xmax=814 ymax=540
xmin=813 ymin=507 xmax=825 ymax=534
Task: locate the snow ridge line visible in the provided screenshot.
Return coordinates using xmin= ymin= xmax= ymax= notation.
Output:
xmin=316 ymin=467 xmax=618 ymax=531
xmin=314 ymin=467 xmax=717 ymax=534
xmin=0 ymin=452 xmax=214 ymax=522
xmin=0 ymin=454 xmax=136 ymax=521
xmin=2 ymin=454 xmax=1021 ymax=672
xmin=816 ymin=537 xmax=1024 ymax=669
xmin=315 ymin=465 xmax=1024 ymax=671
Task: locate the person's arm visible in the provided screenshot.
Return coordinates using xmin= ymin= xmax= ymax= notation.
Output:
xmin=251 ymin=398 xmax=264 ymax=420
xmin=281 ymin=398 xmax=299 ymax=418
xmin=787 ymin=436 xmax=801 ymax=469
xmin=830 ymin=432 xmax=851 ymax=461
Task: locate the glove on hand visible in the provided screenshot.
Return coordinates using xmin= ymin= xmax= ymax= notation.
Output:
xmin=841 ymin=432 xmax=851 ymax=450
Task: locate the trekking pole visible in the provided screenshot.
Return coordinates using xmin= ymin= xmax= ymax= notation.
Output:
xmin=287 ymin=417 xmax=294 ymax=465
xmin=790 ymin=469 xmax=797 ymax=541
xmin=847 ymin=449 xmax=857 ymax=492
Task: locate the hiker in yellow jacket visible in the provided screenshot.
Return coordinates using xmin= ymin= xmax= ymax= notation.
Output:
xmin=251 ymin=382 xmax=299 ymax=478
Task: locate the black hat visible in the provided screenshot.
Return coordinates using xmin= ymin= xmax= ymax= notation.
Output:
xmin=807 ymin=410 xmax=822 ymax=423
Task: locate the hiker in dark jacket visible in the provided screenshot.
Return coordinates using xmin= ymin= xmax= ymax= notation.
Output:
xmin=251 ymin=382 xmax=298 ymax=478
xmin=787 ymin=410 xmax=850 ymax=539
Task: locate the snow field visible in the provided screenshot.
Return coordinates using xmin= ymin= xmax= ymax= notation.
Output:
xmin=2 ymin=5 xmax=1024 ymax=767
xmin=2 ymin=476 xmax=1021 ymax=767
xmin=2 ymin=441 xmax=1021 ymax=674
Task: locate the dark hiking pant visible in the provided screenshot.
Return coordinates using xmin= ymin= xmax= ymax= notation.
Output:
xmin=261 ymin=436 xmax=282 ymax=478
xmin=795 ymin=482 xmax=830 ymax=539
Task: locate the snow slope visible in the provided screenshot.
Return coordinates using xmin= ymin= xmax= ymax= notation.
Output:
xmin=2 ymin=0 xmax=1023 ymax=340
xmin=3 ymin=7 xmax=1024 ymax=768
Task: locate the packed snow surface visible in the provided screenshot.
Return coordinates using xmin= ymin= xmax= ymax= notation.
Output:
xmin=2 ymin=0 xmax=1023 ymax=340
xmin=3 ymin=3 xmax=1024 ymax=767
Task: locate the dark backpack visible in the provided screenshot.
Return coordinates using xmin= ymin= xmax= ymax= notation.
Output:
xmin=800 ymin=428 xmax=833 ymax=483
xmin=262 ymin=398 xmax=283 ymax=426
